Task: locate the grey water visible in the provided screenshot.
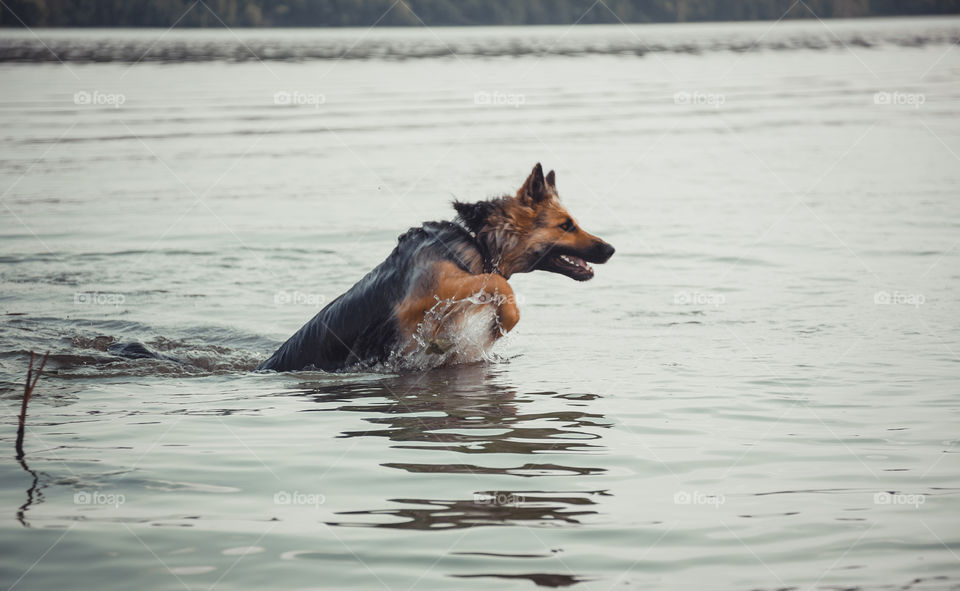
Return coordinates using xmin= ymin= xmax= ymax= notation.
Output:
xmin=1 ymin=17 xmax=959 ymax=590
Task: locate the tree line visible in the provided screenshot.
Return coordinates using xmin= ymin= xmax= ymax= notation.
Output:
xmin=2 ymin=0 xmax=957 ymax=27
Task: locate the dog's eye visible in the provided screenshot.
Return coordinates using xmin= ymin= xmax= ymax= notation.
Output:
xmin=559 ymin=219 xmax=576 ymax=233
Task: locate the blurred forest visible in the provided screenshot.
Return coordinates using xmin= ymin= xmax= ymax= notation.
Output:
xmin=2 ymin=0 xmax=958 ymax=27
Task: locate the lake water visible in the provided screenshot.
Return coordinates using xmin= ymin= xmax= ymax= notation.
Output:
xmin=1 ymin=17 xmax=959 ymax=591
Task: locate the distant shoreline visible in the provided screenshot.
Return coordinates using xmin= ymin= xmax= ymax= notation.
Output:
xmin=1 ymin=17 xmax=957 ymax=64
xmin=1 ymin=0 xmax=958 ymax=29
xmin=3 ymin=13 xmax=960 ymax=29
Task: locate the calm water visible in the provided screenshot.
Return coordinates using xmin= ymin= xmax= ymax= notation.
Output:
xmin=2 ymin=18 xmax=960 ymax=591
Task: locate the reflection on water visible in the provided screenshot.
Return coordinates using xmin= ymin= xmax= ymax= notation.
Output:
xmin=14 ymin=455 xmax=42 ymax=528
xmin=294 ymin=365 xmax=610 ymax=531
xmin=329 ymin=490 xmax=606 ymax=530
xmin=454 ymin=573 xmax=587 ymax=588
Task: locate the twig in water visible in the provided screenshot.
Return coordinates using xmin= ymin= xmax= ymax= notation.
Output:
xmin=15 ymin=351 xmax=49 ymax=460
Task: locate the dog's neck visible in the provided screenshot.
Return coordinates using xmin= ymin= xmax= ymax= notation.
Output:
xmin=476 ymin=225 xmax=523 ymax=279
xmin=454 ymin=220 xmax=503 ymax=277
xmin=454 ymin=196 xmax=531 ymax=279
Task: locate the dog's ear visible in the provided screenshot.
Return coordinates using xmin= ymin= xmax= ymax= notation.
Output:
xmin=545 ymin=169 xmax=556 ymax=189
xmin=453 ymin=199 xmax=495 ymax=233
xmin=519 ymin=163 xmax=550 ymax=205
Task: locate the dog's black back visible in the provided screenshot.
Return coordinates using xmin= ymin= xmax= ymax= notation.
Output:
xmin=256 ymin=221 xmax=481 ymax=372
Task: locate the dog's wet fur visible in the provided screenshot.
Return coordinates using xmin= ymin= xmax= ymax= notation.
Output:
xmin=256 ymin=163 xmax=614 ymax=372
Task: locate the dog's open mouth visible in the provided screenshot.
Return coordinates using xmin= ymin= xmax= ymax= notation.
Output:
xmin=540 ymin=252 xmax=595 ymax=281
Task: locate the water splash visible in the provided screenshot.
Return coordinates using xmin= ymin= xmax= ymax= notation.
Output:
xmin=383 ymin=293 xmax=507 ymax=373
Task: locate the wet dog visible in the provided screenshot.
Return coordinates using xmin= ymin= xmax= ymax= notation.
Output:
xmin=257 ymin=163 xmax=615 ymax=372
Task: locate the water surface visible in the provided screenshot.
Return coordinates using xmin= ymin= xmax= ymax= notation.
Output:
xmin=1 ymin=18 xmax=959 ymax=590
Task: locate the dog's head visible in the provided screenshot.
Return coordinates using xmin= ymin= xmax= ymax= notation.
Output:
xmin=454 ymin=163 xmax=615 ymax=281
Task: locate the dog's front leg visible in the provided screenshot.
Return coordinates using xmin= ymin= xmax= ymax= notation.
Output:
xmin=396 ymin=261 xmax=520 ymax=349
xmin=488 ymin=276 xmax=519 ymax=334
xmin=437 ymin=268 xmax=518 ymax=336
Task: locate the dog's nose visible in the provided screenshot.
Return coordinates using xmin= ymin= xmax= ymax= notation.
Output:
xmin=600 ymin=242 xmax=615 ymax=261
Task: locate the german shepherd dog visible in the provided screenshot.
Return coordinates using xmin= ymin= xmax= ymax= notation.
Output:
xmin=256 ymin=163 xmax=615 ymax=372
